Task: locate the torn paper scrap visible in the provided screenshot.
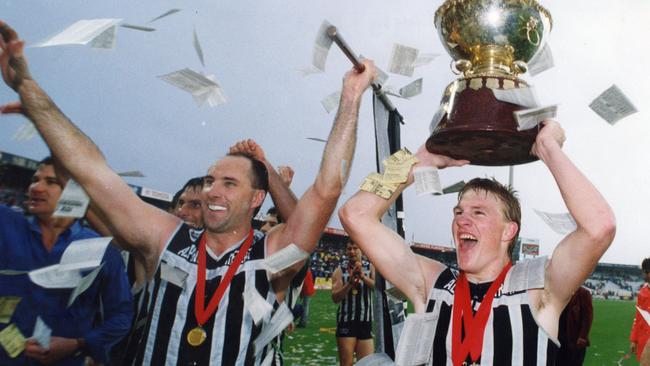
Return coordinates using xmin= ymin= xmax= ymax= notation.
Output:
xmin=385 ymin=284 xmax=408 ymax=302
xmin=306 ymin=137 xmax=327 ymax=143
xmin=118 ymin=170 xmax=145 ymax=177
xmin=0 ymin=324 xmax=26 ymax=358
xmin=0 ymin=270 xmax=28 ymax=276
xmin=296 ymin=66 xmax=324 ymax=77
xmin=29 ymin=265 xmax=81 ymax=289
xmin=12 ymin=121 xmax=37 ymax=141
xmin=160 ymin=262 xmax=189 ymax=288
xmin=59 ymin=237 xmax=112 ymax=271
xmin=149 ymin=9 xmax=182 ymax=23
xmin=394 ymin=312 xmax=437 ymax=366
xmin=53 ymin=180 xmax=90 ymax=218
xmin=589 ymin=84 xmax=638 ymax=125
xmin=514 ymin=104 xmax=557 ymax=131
xmin=262 ymin=244 xmax=309 ymax=275
xmin=254 ymin=303 xmax=294 ymax=356
xmin=89 ymin=25 xmax=117 ymax=49
xmin=244 ymin=286 xmax=273 ymax=325
xmin=399 ymin=78 xmax=423 ymax=99
xmin=414 ymin=167 xmax=442 ymax=196
xmin=68 ymin=265 xmax=103 ymax=307
xmin=30 ymin=317 xmax=52 ymax=350
xmin=158 ymin=68 xmax=227 ymax=107
xmin=34 ymin=19 xmax=122 ymax=48
xmin=389 ymin=44 xmax=419 ymax=77
xmin=0 ymin=297 xmax=21 ymax=324
xmin=413 ymin=53 xmax=439 ymax=68
xmin=312 ymin=20 xmax=334 ymax=71
xmin=528 ymin=43 xmax=554 ymax=76
xmin=441 ymin=180 xmax=466 ymax=195
xmin=193 ymin=28 xmax=205 ymax=67
xmin=534 ymin=209 xmax=577 ymax=235
xmin=321 ymin=90 xmax=341 ymax=114
xmin=356 ymin=353 xmax=395 ymax=366
xmin=120 ymin=24 xmax=156 ymax=32
xmin=637 ymin=306 xmax=650 ymax=326
xmin=492 ymin=86 xmax=540 ymax=108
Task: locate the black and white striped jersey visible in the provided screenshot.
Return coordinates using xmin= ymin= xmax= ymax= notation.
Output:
xmin=337 ymin=262 xmax=373 ymax=324
xmin=425 ymin=257 xmax=559 ymax=366
xmin=122 ymin=224 xmax=277 ymax=366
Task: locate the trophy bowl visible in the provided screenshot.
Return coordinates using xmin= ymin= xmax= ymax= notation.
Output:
xmin=426 ymin=0 xmax=552 ymax=166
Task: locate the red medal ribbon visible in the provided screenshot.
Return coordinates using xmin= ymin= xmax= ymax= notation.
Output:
xmin=452 ymin=262 xmax=512 ymax=366
xmin=195 ymin=229 xmax=254 ymax=326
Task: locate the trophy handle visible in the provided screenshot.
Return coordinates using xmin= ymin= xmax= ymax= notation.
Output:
xmin=451 ymin=59 xmax=473 ymax=76
xmin=512 ymin=60 xmax=528 ymax=76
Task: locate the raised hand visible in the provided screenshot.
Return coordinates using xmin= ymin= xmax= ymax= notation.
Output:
xmin=413 ymin=144 xmax=469 ymax=170
xmin=0 ymin=21 xmax=31 ymax=91
xmin=530 ymin=119 xmax=565 ymax=158
xmin=278 ymin=165 xmax=294 ymax=187
xmin=228 ymin=139 xmax=265 ymax=162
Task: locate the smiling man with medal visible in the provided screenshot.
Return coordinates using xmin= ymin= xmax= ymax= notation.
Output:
xmin=0 ymin=21 xmax=379 ymax=365
xmin=340 ymin=119 xmax=616 ymax=365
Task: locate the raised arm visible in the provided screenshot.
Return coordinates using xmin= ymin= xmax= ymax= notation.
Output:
xmin=266 ymin=60 xmax=376 ymax=258
xmin=533 ymin=120 xmax=616 ymax=312
xmin=0 ymin=22 xmax=179 ymax=274
xmin=229 ymin=139 xmax=297 ymax=221
xmin=339 ymin=145 xmax=467 ymax=312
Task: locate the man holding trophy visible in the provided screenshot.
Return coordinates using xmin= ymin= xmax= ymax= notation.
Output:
xmin=340 ymin=0 xmax=616 ymax=364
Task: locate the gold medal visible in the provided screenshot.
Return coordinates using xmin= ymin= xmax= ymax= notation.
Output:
xmin=187 ymin=326 xmax=207 ymax=346
xmin=351 ymin=288 xmax=358 ymax=295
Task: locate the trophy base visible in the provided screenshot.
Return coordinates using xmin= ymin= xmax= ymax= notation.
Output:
xmin=427 ymin=76 xmax=540 ymax=166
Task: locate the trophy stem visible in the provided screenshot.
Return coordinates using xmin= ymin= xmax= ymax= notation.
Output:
xmin=469 ymin=44 xmax=515 ymax=76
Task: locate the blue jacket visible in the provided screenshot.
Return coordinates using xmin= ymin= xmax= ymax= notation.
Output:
xmin=0 ymin=205 xmax=133 ymax=365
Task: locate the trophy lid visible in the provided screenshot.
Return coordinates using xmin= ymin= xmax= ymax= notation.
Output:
xmin=435 ymin=0 xmax=552 ymax=67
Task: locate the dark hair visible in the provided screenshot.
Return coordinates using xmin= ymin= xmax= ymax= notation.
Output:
xmin=39 ymin=156 xmax=54 ymax=166
xmin=642 ymin=257 xmax=650 ymax=273
xmin=225 ymin=153 xmax=269 ymax=192
xmin=223 ymin=153 xmax=269 ymax=217
xmin=458 ymin=178 xmax=521 ymax=259
xmin=171 ymin=176 xmax=205 ymax=210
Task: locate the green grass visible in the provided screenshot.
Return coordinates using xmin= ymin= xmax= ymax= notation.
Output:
xmin=282 ymin=293 xmax=639 ymax=365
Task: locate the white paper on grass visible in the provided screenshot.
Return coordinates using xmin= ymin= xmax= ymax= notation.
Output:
xmin=31 ymin=317 xmax=52 ymax=349
xmin=312 ymin=20 xmax=334 ymax=72
xmin=160 ymin=262 xmax=189 ymax=288
xmin=321 ymin=90 xmax=341 ymax=114
xmin=389 ymin=44 xmax=419 ymax=77
xmin=492 ymin=86 xmax=540 ymax=108
xmin=589 ymin=84 xmax=638 ymax=125
xmin=68 ymin=265 xmax=103 ymax=307
xmin=263 ymin=244 xmax=309 ymax=274
xmin=59 ymin=237 xmax=112 ymax=272
xmin=12 ymin=121 xmax=37 ymax=141
xmin=637 ymin=306 xmax=650 ymax=326
xmin=528 ymin=43 xmax=554 ymax=76
xmin=394 ymin=313 xmax=437 ymax=366
xmin=33 ymin=19 xmax=122 ymax=48
xmin=244 ymin=286 xmax=273 ymax=325
xmin=514 ymin=105 xmax=557 ymax=131
xmin=254 ymin=303 xmax=293 ymax=356
xmin=356 ymin=353 xmax=395 ymax=366
xmin=52 ymin=180 xmax=90 ymax=219
xmin=533 ymin=209 xmax=577 ymax=235
xmin=414 ymin=167 xmax=442 ymax=196
xmin=193 ymin=28 xmax=205 ymax=67
xmin=29 ymin=265 xmax=82 ymax=289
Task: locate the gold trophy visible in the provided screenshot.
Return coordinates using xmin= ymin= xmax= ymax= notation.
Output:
xmin=427 ymin=0 xmax=552 ymax=166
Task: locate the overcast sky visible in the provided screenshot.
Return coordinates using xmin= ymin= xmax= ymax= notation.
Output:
xmin=1 ymin=0 xmax=648 ymax=265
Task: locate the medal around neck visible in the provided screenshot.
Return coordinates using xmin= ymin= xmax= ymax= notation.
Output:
xmin=187 ymin=326 xmax=207 ymax=347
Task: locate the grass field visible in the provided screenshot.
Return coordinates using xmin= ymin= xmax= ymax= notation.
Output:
xmin=283 ymin=291 xmax=640 ymax=365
